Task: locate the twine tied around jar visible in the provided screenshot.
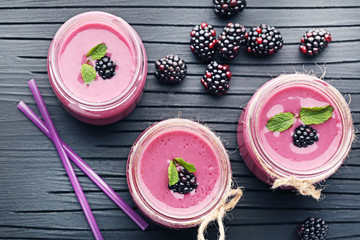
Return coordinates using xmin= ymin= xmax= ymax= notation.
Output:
xmin=197 ymin=187 xmax=243 ymax=240
xmin=272 ymin=176 xmax=322 ymax=200
xmin=257 ymin=155 xmax=324 ymax=201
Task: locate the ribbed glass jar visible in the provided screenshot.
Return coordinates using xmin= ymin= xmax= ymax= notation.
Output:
xmin=127 ymin=118 xmax=232 ymax=228
xmin=237 ymin=74 xmax=353 ymax=184
xmin=48 ymin=11 xmax=147 ymax=125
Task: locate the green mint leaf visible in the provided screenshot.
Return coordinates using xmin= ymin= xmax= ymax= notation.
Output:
xmin=81 ymin=63 xmax=96 ymax=84
xmin=300 ymin=105 xmax=334 ymax=125
xmin=174 ymin=158 xmax=196 ymax=173
xmin=86 ymin=43 xmax=107 ymax=60
xmin=168 ymin=160 xmax=179 ymax=186
xmin=266 ymin=112 xmax=295 ymax=132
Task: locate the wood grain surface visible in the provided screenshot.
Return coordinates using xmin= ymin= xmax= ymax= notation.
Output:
xmin=0 ymin=0 xmax=359 ymax=239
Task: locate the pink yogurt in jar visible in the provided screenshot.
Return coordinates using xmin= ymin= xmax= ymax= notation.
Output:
xmin=127 ymin=119 xmax=232 ymax=228
xmin=238 ymin=74 xmax=353 ymax=184
xmin=48 ymin=11 xmax=147 ymax=125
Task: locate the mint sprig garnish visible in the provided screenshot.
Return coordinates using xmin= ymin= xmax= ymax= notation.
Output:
xmin=86 ymin=43 xmax=107 ymax=60
xmin=300 ymin=105 xmax=334 ymax=125
xmin=174 ymin=158 xmax=196 ymax=172
xmin=81 ymin=63 xmax=96 ymax=85
xmin=168 ymin=160 xmax=179 ymax=186
xmin=266 ymin=105 xmax=334 ymax=132
xmin=80 ymin=43 xmax=108 ymax=84
xmin=168 ymin=158 xmax=197 ymax=186
xmin=266 ymin=112 xmax=295 ymax=132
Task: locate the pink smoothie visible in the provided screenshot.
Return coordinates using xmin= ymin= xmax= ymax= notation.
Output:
xmin=58 ymin=22 xmax=135 ymax=103
xmin=137 ymin=129 xmax=221 ymax=215
xmin=258 ymin=85 xmax=343 ymax=172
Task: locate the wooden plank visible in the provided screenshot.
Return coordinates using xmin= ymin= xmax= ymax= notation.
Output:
xmin=1 ymin=108 xmax=359 ymax=133
xmin=0 ymin=0 xmax=360 ymax=8
xmin=3 ymin=61 xmax=360 ymax=82
xmin=0 ymin=223 xmax=359 ymax=240
xmin=0 ymin=89 xmax=358 ymax=114
xmin=1 ymin=25 xmax=360 ymax=44
xmin=0 ymin=207 xmax=359 ymax=231
xmin=1 ymin=40 xmax=359 ymax=69
xmin=0 ymin=8 xmax=359 ymax=27
xmin=1 ymin=74 xmax=360 ymax=96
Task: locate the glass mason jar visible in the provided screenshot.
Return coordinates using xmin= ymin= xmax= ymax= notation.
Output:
xmin=47 ymin=11 xmax=147 ymax=125
xmin=237 ymin=74 xmax=354 ymax=184
xmin=127 ymin=118 xmax=232 ymax=228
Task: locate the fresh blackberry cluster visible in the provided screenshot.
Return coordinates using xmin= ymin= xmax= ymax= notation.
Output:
xmin=154 ymin=55 xmax=187 ymax=84
xmin=213 ymin=0 xmax=247 ymax=17
xmin=201 ymin=61 xmax=231 ymax=96
xmin=169 ymin=169 xmax=198 ymax=194
xmin=299 ymin=29 xmax=332 ymax=56
xmin=218 ymin=23 xmax=248 ymax=60
xmin=292 ymin=125 xmax=319 ymax=148
xmin=95 ymin=56 xmax=116 ymax=80
xmin=246 ymin=24 xmax=283 ymax=56
xmin=297 ymin=217 xmax=328 ymax=240
xmin=190 ymin=23 xmax=218 ymax=62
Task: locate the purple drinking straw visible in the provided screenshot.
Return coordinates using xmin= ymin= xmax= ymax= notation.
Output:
xmin=27 ymin=79 xmax=103 ymax=240
xmin=17 ymin=101 xmax=148 ymax=231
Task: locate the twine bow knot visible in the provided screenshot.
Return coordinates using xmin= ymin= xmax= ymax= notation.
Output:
xmin=272 ymin=176 xmax=322 ymax=200
xmin=197 ymin=188 xmax=243 ymax=240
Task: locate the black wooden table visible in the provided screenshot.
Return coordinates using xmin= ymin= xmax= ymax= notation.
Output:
xmin=0 ymin=1 xmax=359 ymax=239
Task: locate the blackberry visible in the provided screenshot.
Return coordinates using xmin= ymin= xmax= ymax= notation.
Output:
xmin=218 ymin=23 xmax=248 ymax=60
xmin=169 ymin=169 xmax=198 ymax=194
xmin=292 ymin=125 xmax=319 ymax=148
xmin=201 ymin=61 xmax=231 ymax=96
xmin=299 ymin=29 xmax=332 ymax=56
xmin=246 ymin=24 xmax=283 ymax=56
xmin=213 ymin=0 xmax=247 ymax=18
xmin=154 ymin=55 xmax=187 ymax=84
xmin=95 ymin=56 xmax=116 ymax=80
xmin=297 ymin=217 xmax=328 ymax=240
xmin=190 ymin=23 xmax=218 ymax=62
